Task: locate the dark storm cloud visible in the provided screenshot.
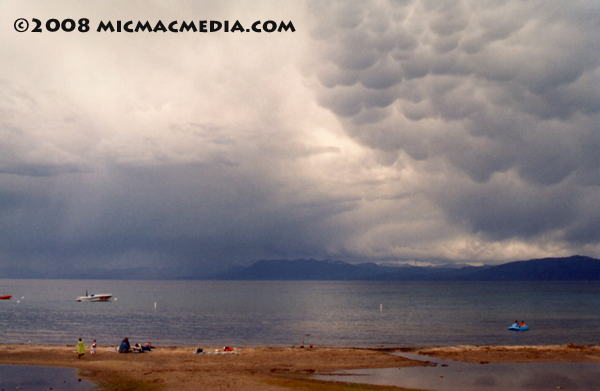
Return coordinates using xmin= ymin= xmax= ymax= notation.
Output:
xmin=0 ymin=162 xmax=82 ymax=177
xmin=308 ymin=0 xmax=600 ymax=250
xmin=1 ymin=0 xmax=600 ymax=277
xmin=0 ymin=123 xmax=358 ymax=276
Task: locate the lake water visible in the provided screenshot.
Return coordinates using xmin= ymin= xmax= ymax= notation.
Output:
xmin=1 ymin=280 xmax=600 ymax=348
xmin=316 ymin=353 xmax=600 ymax=390
xmin=0 ymin=365 xmax=96 ymax=391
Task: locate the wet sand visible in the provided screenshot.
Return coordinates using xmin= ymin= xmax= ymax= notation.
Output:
xmin=1 ymin=344 xmax=599 ymax=390
xmin=417 ymin=344 xmax=600 ymax=363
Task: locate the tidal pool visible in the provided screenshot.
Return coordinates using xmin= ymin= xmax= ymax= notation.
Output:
xmin=315 ymin=353 xmax=600 ymax=391
xmin=0 ymin=365 xmax=96 ymax=391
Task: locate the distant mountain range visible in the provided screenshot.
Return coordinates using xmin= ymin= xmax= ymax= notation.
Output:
xmin=3 ymin=255 xmax=599 ymax=280
xmin=208 ymin=255 xmax=600 ymax=281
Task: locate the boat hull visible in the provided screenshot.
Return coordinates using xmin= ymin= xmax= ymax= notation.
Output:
xmin=0 ymin=295 xmax=11 ymax=300
xmin=77 ymin=294 xmax=112 ymax=302
xmin=508 ymin=325 xmax=529 ymax=331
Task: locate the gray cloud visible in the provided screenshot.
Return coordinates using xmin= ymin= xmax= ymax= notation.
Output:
xmin=1 ymin=0 xmax=599 ymax=277
xmin=308 ymin=0 xmax=600 ymax=256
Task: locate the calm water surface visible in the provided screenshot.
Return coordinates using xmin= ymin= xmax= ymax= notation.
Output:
xmin=316 ymin=353 xmax=600 ymax=390
xmin=1 ymin=280 xmax=599 ymax=347
xmin=0 ymin=365 xmax=96 ymax=390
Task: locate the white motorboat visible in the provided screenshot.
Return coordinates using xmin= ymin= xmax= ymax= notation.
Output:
xmin=77 ymin=291 xmax=112 ymax=302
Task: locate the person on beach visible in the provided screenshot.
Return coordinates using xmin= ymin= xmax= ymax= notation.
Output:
xmin=77 ymin=338 xmax=85 ymax=359
xmin=118 ymin=337 xmax=131 ymax=353
xmin=91 ymin=339 xmax=97 ymax=354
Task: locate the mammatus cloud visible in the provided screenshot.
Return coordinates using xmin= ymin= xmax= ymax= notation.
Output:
xmin=306 ymin=0 xmax=600 ymax=262
xmin=0 ymin=0 xmax=599 ymax=277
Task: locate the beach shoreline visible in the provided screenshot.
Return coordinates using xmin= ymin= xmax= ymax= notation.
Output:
xmin=1 ymin=344 xmax=599 ymax=390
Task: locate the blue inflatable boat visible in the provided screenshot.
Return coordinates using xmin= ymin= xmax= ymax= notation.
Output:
xmin=508 ymin=323 xmax=529 ymax=331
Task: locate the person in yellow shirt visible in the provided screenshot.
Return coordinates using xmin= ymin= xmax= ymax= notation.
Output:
xmin=77 ymin=338 xmax=85 ymax=359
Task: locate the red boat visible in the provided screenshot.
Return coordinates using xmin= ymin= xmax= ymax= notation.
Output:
xmin=0 ymin=295 xmax=12 ymax=300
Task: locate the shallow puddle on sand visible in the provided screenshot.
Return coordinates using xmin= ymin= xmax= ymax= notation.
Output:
xmin=0 ymin=365 xmax=96 ymax=391
xmin=315 ymin=353 xmax=600 ymax=391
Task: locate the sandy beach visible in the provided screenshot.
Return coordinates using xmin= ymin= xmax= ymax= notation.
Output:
xmin=1 ymin=344 xmax=600 ymax=390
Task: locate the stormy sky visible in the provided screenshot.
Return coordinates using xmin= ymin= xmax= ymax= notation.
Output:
xmin=1 ymin=0 xmax=599 ymax=278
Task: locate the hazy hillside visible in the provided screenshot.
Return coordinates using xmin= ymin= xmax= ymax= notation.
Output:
xmin=5 ymin=255 xmax=598 ymax=280
xmin=211 ymin=258 xmax=487 ymax=280
xmin=462 ymin=255 xmax=600 ymax=281
xmin=211 ymin=259 xmax=395 ymax=280
xmin=211 ymin=255 xmax=600 ymax=281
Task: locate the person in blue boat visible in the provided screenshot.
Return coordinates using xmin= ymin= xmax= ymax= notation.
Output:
xmin=509 ymin=320 xmax=528 ymax=331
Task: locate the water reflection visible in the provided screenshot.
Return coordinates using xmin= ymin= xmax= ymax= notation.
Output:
xmin=0 ymin=365 xmax=96 ymax=391
xmin=315 ymin=353 xmax=600 ymax=391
